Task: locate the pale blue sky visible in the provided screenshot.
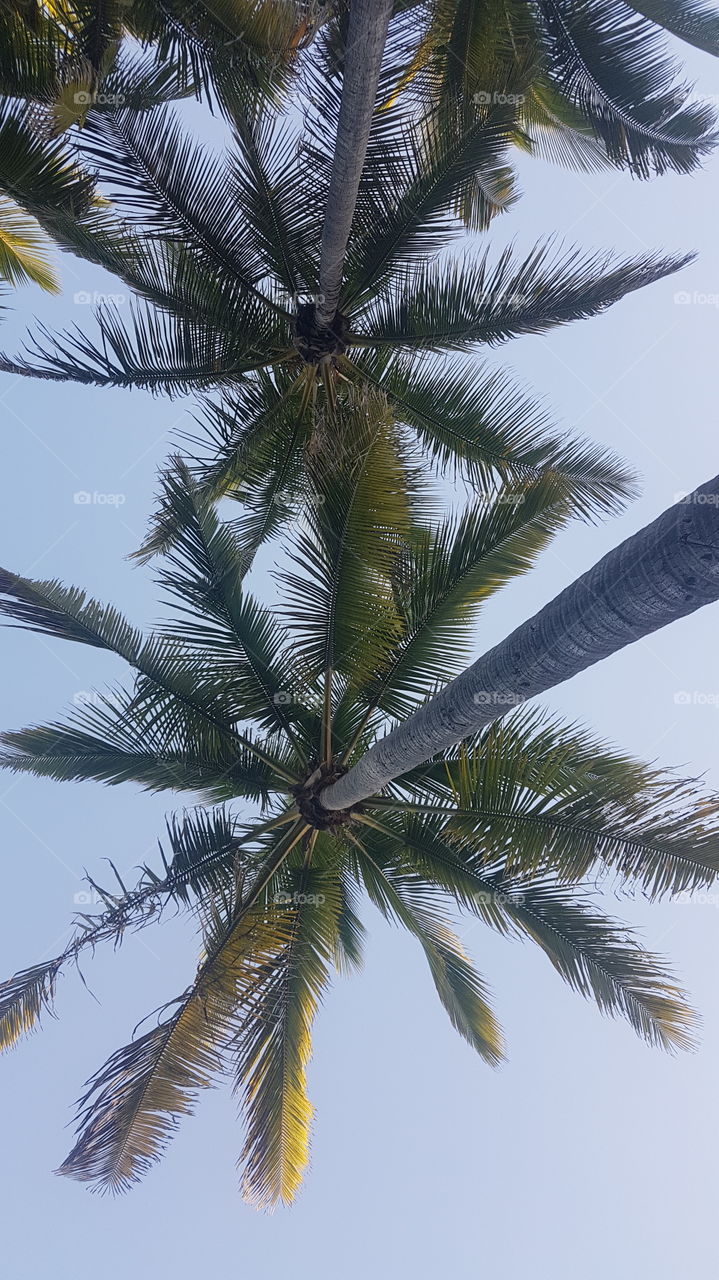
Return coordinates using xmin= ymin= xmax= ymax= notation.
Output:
xmin=1 ymin=39 xmax=719 ymax=1280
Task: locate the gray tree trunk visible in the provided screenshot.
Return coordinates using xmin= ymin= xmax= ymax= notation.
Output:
xmin=322 ymin=477 xmax=719 ymax=810
xmin=315 ymin=0 xmax=394 ymax=330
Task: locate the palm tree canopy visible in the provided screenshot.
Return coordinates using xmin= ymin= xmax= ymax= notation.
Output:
xmin=2 ymin=462 xmax=719 ymax=1206
xmin=0 ymin=82 xmax=695 ymax=573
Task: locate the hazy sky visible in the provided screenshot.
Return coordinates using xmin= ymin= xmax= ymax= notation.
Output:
xmin=1 ymin=36 xmax=719 ymax=1280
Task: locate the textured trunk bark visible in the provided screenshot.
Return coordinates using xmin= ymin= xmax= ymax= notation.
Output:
xmin=315 ymin=0 xmax=394 ymax=330
xmin=323 ymin=476 xmax=719 ymax=810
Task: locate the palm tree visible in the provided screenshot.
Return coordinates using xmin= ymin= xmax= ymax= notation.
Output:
xmin=2 ymin=459 xmax=719 ymax=1205
xmin=0 ymin=89 xmax=692 ymax=566
xmin=323 ymin=473 xmax=719 ymax=811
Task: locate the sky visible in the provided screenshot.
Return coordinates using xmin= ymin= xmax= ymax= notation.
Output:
xmin=1 ymin=34 xmax=719 ymax=1280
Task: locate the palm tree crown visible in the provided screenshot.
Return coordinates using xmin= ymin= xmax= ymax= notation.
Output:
xmin=2 ymin=459 xmax=719 ymax=1207
xmin=0 ymin=79 xmax=694 ymax=571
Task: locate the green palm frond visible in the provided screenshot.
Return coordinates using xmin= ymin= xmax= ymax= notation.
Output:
xmin=352 ymin=478 xmax=569 ymax=720
xmin=77 ymin=105 xmax=274 ymax=293
xmin=148 ymin=458 xmax=318 ymax=751
xmin=341 ymin=97 xmax=526 ymax=309
xmin=0 ymin=197 xmax=60 ymax=292
xmin=0 ymin=300 xmax=288 ymax=393
xmin=353 ymin=241 xmax=692 ymax=351
xmin=348 ymin=827 xmax=504 ymax=1063
xmin=383 ymin=707 xmax=719 ymax=898
xmin=278 ymin=387 xmax=416 ymax=694
xmin=58 ymin=890 xmax=300 ymax=1192
xmin=0 ymin=567 xmax=142 ymax=656
xmin=360 ymin=812 xmax=694 ymax=1049
xmin=627 ymin=0 xmax=719 ymax=55
xmin=0 ymin=98 xmax=97 ymax=219
xmin=518 ymin=78 xmax=614 ymax=173
xmin=355 ymin=349 xmax=637 ymax=517
xmin=538 ymin=0 xmax=716 ymax=176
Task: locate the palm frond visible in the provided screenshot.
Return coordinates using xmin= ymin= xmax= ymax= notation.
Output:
xmin=421 ymin=708 xmax=719 ymax=898
xmin=0 ymin=568 xmax=141 ymax=657
xmin=1 ymin=301 xmax=287 ymax=394
xmin=627 ymin=0 xmax=719 ymax=55
xmin=539 ymin=0 xmax=716 ymax=175
xmin=235 ymin=865 xmax=339 ymax=1208
xmin=355 ymin=348 xmax=637 ymax=517
xmin=353 ymin=240 xmax=692 ymax=351
xmin=0 ymin=960 xmax=60 ymax=1052
xmin=348 ymin=826 xmax=504 ymax=1064
xmin=58 ymin=892 xmax=297 ymax=1192
xmin=362 ymin=812 xmax=695 ymax=1050
xmin=348 ymin=477 xmax=572 ymax=725
xmin=0 ymin=196 xmax=59 ymax=292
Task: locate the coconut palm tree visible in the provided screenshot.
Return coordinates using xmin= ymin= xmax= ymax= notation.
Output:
xmin=2 ymin=458 xmax=719 ymax=1206
xmin=0 ymin=88 xmax=693 ymax=567
xmin=323 ymin=473 xmax=719 ymax=811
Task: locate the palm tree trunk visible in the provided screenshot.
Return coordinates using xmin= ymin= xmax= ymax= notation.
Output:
xmin=322 ymin=476 xmax=719 ymax=810
xmin=315 ymin=0 xmax=394 ymax=330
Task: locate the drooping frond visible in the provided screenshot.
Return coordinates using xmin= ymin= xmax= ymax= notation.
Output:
xmin=0 ymin=197 xmax=59 ymax=292
xmin=538 ymin=0 xmax=716 ymax=176
xmin=58 ymin=891 xmax=299 ymax=1192
xmin=348 ymin=826 xmax=504 ymax=1064
xmin=357 ymin=348 xmax=637 ymax=518
xmin=234 ymin=865 xmax=340 ymax=1208
xmin=0 ymin=960 xmax=60 ymax=1052
xmin=361 ymin=812 xmax=695 ymax=1050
